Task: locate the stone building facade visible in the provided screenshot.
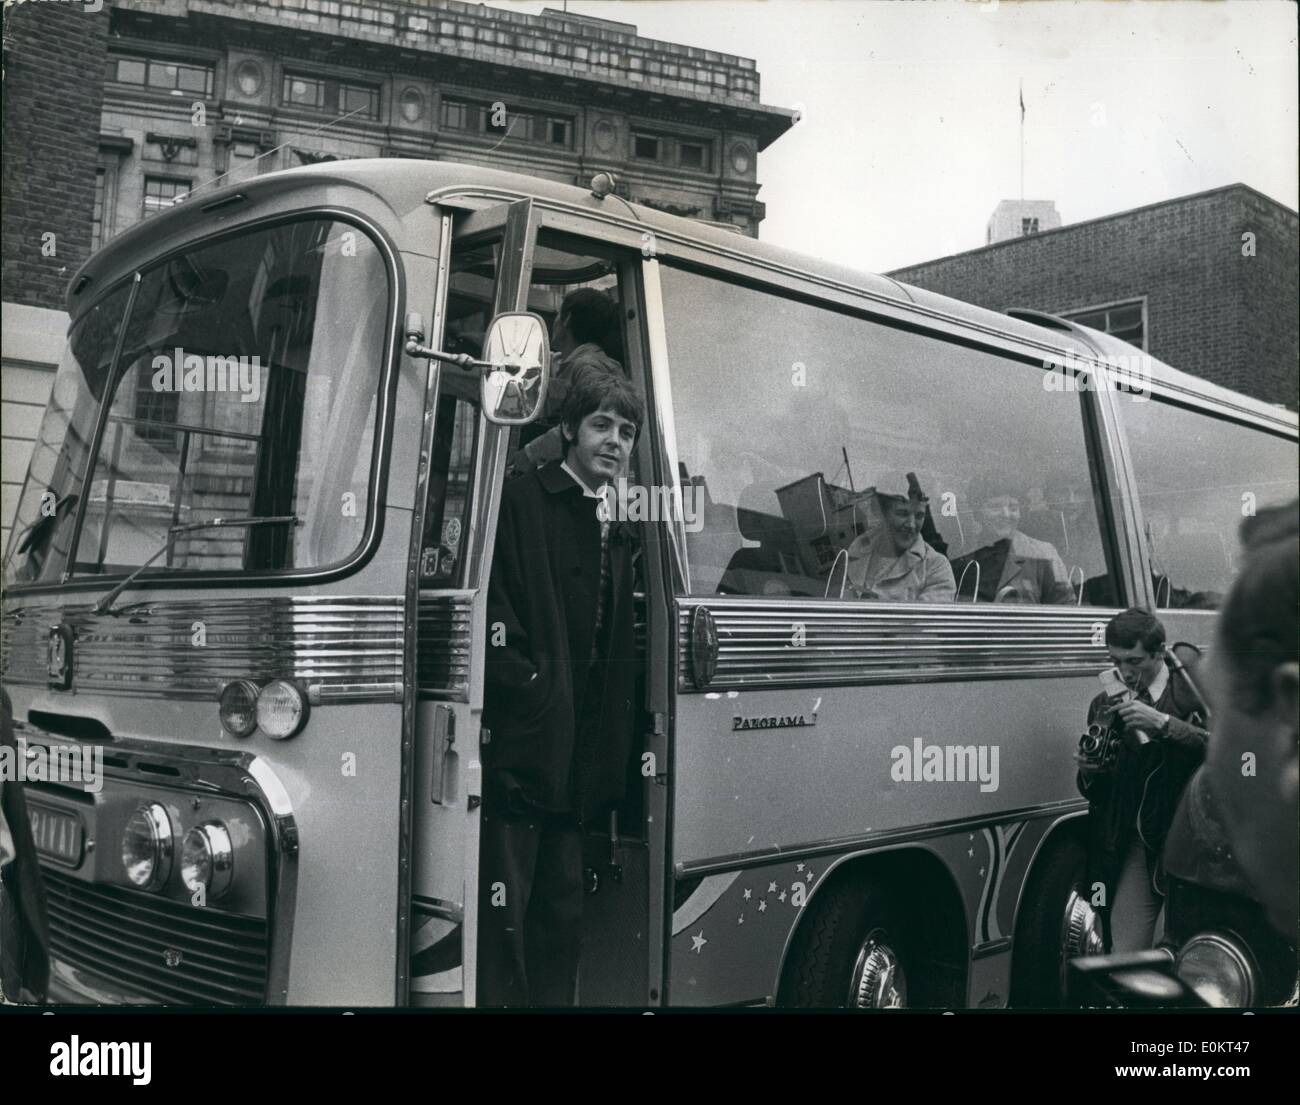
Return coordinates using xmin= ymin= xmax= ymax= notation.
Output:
xmin=890 ymin=184 xmax=1299 ymax=410
xmin=1 ymin=0 xmax=793 ymax=548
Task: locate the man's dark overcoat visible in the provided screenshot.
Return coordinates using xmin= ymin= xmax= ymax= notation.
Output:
xmin=482 ymin=460 xmax=636 ymax=823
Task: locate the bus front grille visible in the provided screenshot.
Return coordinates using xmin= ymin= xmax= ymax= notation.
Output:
xmin=43 ymin=870 xmax=269 ymax=1005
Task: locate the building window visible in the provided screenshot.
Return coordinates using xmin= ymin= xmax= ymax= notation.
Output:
xmin=108 ymin=54 xmax=214 ymax=97
xmin=142 ymin=176 xmax=191 ymax=218
xmin=284 ymin=74 xmax=326 ymax=110
xmin=441 ymin=99 xmax=471 ymax=130
xmin=1062 ymin=300 xmax=1146 ymax=350
xmin=439 ymin=99 xmax=574 ymax=149
xmin=1021 ymin=217 xmax=1040 ymax=235
xmin=92 ymin=170 xmax=106 ymax=254
xmin=282 ymin=72 xmax=380 ymax=120
xmin=133 ymin=373 xmax=180 ymax=449
xmin=679 ymin=140 xmax=711 ymax=171
xmin=548 ymin=117 xmax=572 ymax=146
xmin=633 ymin=133 xmax=661 ymax=160
xmin=340 ymin=82 xmax=380 ymax=120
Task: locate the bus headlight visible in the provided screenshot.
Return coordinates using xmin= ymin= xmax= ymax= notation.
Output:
xmin=121 ymin=803 xmax=174 ymax=891
xmin=219 ymin=680 xmax=260 ymax=737
xmin=181 ymin=822 xmax=234 ymax=900
xmin=255 ymin=680 xmax=308 ymax=739
xmin=1176 ymin=934 xmax=1256 ymax=1007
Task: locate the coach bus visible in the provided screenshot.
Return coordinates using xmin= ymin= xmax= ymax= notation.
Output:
xmin=2 ymin=160 xmax=1295 ymax=1008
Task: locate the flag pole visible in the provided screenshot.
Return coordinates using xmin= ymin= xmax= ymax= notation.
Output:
xmin=1019 ymin=79 xmax=1025 ymax=201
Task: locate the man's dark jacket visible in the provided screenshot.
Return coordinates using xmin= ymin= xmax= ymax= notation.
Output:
xmin=1 ymin=686 xmax=50 ymax=1001
xmin=1076 ymin=661 xmax=1209 ymax=906
xmin=483 ymin=460 xmax=636 ymax=822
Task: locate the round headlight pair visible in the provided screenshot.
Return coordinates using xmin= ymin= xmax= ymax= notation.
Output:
xmin=121 ymin=804 xmax=233 ymax=900
xmin=219 ymin=679 xmax=309 ymax=739
xmin=1176 ymin=934 xmax=1257 ymax=1007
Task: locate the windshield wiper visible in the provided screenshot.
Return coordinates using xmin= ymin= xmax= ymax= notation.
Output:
xmin=92 ymin=515 xmax=301 ymax=615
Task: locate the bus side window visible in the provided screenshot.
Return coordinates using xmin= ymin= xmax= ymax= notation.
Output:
xmin=657 ymin=264 xmax=1119 ymax=606
xmin=1117 ymin=398 xmax=1298 ymax=610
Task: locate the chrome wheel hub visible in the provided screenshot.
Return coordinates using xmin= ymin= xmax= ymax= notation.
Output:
xmin=1060 ymin=888 xmax=1106 ymax=991
xmin=849 ymin=931 xmax=906 ymax=1008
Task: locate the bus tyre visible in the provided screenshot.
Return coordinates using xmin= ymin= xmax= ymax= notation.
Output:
xmin=1011 ymin=836 xmax=1095 ymax=1007
xmin=781 ymin=879 xmax=914 ymax=1008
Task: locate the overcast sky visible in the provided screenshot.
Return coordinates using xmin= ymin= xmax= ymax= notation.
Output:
xmin=483 ymin=0 xmax=1298 ymax=272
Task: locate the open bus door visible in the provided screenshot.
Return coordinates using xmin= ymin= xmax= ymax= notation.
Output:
xmin=408 ymin=198 xmax=541 ymax=1006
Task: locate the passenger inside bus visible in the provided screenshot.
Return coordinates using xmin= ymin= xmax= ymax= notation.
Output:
xmin=843 ymin=475 xmax=955 ymax=602
xmin=949 ymin=474 xmax=1076 ymax=604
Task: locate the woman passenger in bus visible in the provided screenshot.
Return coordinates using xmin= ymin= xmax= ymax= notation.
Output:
xmin=844 ymin=478 xmax=955 ymax=602
xmin=951 ymin=475 xmax=1076 ymax=604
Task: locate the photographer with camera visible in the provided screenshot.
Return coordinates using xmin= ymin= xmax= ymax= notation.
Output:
xmin=1076 ymin=608 xmax=1209 ymax=953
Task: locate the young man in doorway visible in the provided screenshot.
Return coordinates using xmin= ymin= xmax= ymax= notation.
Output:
xmin=478 ymin=370 xmax=644 ymax=1006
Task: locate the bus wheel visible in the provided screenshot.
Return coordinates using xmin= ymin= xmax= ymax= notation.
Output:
xmin=781 ymin=880 xmax=914 ymax=1008
xmin=1011 ymin=836 xmax=1101 ymax=1006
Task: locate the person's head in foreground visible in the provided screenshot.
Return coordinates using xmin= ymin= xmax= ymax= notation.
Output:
xmin=1202 ymin=502 xmax=1298 ymax=936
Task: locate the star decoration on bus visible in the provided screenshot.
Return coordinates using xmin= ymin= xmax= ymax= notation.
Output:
xmin=691 ymin=932 xmax=707 ymax=954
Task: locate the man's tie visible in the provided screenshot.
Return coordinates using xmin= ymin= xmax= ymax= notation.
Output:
xmin=591 ymin=511 xmax=611 ymax=657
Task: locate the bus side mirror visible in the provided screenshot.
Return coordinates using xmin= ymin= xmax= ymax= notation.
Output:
xmin=480 ymin=312 xmax=550 ymax=426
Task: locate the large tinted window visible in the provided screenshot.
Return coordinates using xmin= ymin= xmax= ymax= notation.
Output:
xmin=9 ymin=218 xmax=390 ymax=585
xmin=661 ymin=267 xmax=1118 ymax=605
xmin=1119 ymin=399 xmax=1298 ymax=609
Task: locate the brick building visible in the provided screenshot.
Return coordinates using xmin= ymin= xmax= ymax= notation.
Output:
xmin=890 ymin=184 xmax=1299 ymax=411
xmin=1 ymin=0 xmax=793 ymax=548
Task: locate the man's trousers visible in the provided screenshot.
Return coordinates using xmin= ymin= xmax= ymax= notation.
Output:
xmin=1109 ymin=838 xmax=1165 ymax=953
xmin=476 ymin=810 xmax=583 ymax=1007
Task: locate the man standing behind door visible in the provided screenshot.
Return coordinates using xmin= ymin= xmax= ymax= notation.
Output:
xmin=478 ymin=370 xmax=643 ymax=1006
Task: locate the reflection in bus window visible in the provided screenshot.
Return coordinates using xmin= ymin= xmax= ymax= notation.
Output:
xmin=1117 ymin=399 xmax=1298 ymax=609
xmin=659 ymin=266 xmax=1117 ymax=604
xmin=44 ymin=219 xmax=389 ymax=579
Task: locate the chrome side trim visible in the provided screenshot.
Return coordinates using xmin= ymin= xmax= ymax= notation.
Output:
xmin=675 ymin=599 xmax=1117 ymax=691
xmin=1 ymin=597 xmax=403 ymax=700
xmin=416 ymin=591 xmax=473 ymax=701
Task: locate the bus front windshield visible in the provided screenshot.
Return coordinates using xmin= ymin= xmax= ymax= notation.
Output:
xmin=4 ymin=218 xmax=390 ymax=586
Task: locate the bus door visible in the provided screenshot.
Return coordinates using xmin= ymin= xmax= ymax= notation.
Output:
xmin=409 ymin=200 xmax=669 ymax=1005
xmin=408 ymin=198 xmax=539 ymax=1006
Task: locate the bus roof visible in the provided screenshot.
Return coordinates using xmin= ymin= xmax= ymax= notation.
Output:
xmin=70 ymin=158 xmax=1296 ymax=431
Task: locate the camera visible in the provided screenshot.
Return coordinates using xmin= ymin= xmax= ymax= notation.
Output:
xmin=1077 ymin=667 xmax=1151 ymax=771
